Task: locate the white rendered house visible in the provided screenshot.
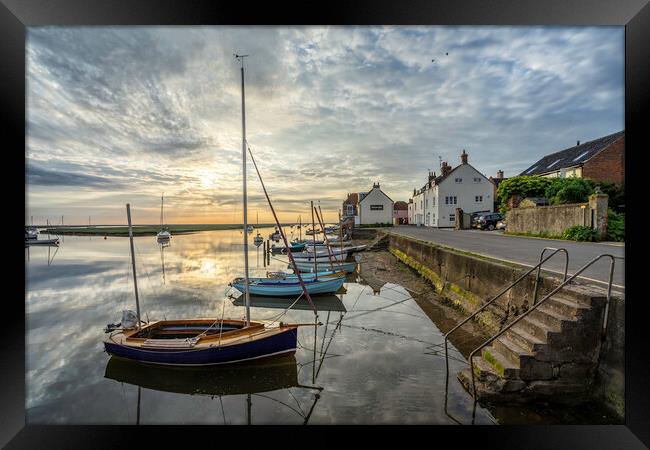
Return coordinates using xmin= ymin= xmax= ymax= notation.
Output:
xmin=358 ymin=183 xmax=394 ymax=225
xmin=409 ymin=150 xmax=494 ymax=228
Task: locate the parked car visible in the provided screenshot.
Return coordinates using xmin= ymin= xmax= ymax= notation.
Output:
xmin=476 ymin=213 xmax=504 ymax=230
xmin=470 ymin=210 xmax=491 ymax=228
xmin=496 ymin=219 xmax=506 ymax=230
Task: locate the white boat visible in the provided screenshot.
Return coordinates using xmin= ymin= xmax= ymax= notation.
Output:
xmin=25 ymin=227 xmax=39 ymax=240
xmin=291 ymin=252 xmax=347 ymax=263
xmin=156 ymin=194 xmax=171 ymax=241
xmin=305 ymin=245 xmax=366 ymax=255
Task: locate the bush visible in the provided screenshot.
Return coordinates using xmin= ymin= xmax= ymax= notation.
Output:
xmin=496 ymin=176 xmax=553 ymax=212
xmin=606 ymin=209 xmax=625 ymax=242
xmin=562 ymin=225 xmax=599 ymax=242
xmin=359 ymin=223 xmax=393 ymax=228
xmin=545 ymin=178 xmax=595 ymax=205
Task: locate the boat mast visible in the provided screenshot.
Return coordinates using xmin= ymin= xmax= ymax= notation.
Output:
xmin=299 ymin=215 xmax=302 ymax=241
xmin=160 ymin=194 xmax=164 ymax=229
xmin=311 ymin=201 xmax=317 ymax=275
xmin=236 ymin=53 xmax=251 ymax=326
xmin=126 ymin=203 xmax=141 ymax=327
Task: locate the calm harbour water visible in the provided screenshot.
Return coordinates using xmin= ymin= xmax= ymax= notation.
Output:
xmin=25 ymin=228 xmax=497 ymax=425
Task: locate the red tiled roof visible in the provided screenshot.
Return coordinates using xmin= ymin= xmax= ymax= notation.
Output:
xmin=343 ymin=193 xmax=359 ymax=205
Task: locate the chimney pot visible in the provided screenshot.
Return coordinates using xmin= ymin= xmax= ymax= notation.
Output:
xmin=460 ymin=149 xmax=468 ymax=164
xmin=496 ymin=170 xmax=504 ymax=179
xmin=577 ymin=140 xmax=580 ymax=146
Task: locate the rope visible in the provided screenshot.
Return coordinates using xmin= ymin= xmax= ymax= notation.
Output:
xmin=267 ymin=291 xmax=305 ymax=324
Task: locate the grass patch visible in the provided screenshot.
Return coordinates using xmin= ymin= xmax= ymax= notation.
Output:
xmin=482 ymin=348 xmax=505 ymax=376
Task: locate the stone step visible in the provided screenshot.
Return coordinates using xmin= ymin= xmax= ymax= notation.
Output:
xmin=506 ymin=325 xmax=547 ymax=353
xmin=471 ymin=353 xmax=502 ymax=383
xmin=529 ymin=304 xmax=577 ymax=331
xmin=519 ymin=315 xmax=559 ymax=341
xmin=493 ymin=335 xmax=533 ymax=366
xmin=543 ymin=296 xmax=591 ymax=318
xmin=480 ymin=345 xmax=520 ymax=379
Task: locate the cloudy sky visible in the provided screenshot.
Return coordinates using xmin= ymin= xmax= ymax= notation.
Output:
xmin=26 ymin=26 xmax=624 ymax=225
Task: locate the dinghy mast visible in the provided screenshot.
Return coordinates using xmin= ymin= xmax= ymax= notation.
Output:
xmin=126 ymin=203 xmax=141 ymax=327
xmin=236 ymin=53 xmax=252 ymax=326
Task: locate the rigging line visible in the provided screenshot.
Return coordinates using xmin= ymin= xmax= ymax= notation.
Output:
xmin=267 ymin=291 xmax=305 ymax=324
xmin=246 ymin=144 xmax=317 ymax=316
xmin=252 ymin=393 xmax=306 ymax=418
xmin=219 ymin=395 xmax=227 ymax=425
xmin=315 ymin=313 xmax=344 ymax=380
xmin=286 ymin=388 xmax=306 ymax=416
xmin=339 ymin=295 xmax=416 ymax=322
xmin=348 ymin=284 xmax=368 ymax=313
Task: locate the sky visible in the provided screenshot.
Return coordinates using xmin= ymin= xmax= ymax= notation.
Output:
xmin=26 ymin=26 xmax=624 ymax=225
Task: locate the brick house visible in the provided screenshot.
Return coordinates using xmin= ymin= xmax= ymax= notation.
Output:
xmin=393 ymin=201 xmax=408 ymax=224
xmin=519 ymin=131 xmax=624 ymax=186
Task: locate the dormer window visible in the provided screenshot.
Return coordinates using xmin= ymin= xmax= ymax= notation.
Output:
xmin=547 ymin=159 xmax=562 ymax=169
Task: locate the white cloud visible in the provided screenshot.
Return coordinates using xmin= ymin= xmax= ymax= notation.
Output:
xmin=26 ymin=26 xmax=624 ymax=224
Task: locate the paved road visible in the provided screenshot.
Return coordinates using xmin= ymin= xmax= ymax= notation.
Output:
xmin=386 ymin=226 xmax=625 ymax=293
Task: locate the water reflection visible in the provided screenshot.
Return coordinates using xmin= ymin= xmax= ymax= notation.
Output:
xmin=26 ymin=229 xmax=496 ymax=425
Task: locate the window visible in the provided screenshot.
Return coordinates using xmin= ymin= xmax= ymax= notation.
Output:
xmin=475 ymin=195 xmax=483 ymax=202
xmin=474 ymin=177 xmax=481 ymax=183
xmin=421 ymin=201 xmax=423 ymax=209
xmin=432 ymin=197 xmax=436 ymax=206
xmin=445 ymin=196 xmax=457 ymax=205
xmin=450 ymin=215 xmax=456 ymax=222
xmin=525 ymin=165 xmax=538 ymax=174
xmin=425 ymin=199 xmax=428 ymax=209
xmin=547 ymin=159 xmax=562 ymax=169
xmin=455 ymin=178 xmax=462 ymax=183
xmin=573 ymin=151 xmax=589 ymax=162
xmin=345 ymin=204 xmax=354 ymax=216
xmin=370 ymin=205 xmax=384 ymax=211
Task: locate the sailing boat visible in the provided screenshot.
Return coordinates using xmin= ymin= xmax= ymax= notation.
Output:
xmin=156 ymin=193 xmax=171 ymax=242
xmin=103 ymin=57 xmax=312 ymax=366
xmin=253 ymin=212 xmax=264 ymax=247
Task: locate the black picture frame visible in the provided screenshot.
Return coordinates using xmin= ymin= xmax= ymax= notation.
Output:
xmin=3 ymin=0 xmax=648 ymax=447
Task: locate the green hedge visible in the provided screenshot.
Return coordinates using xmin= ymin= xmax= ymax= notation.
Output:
xmin=359 ymin=223 xmax=393 ymax=228
xmin=606 ymin=209 xmax=625 ymax=242
xmin=497 ymin=176 xmax=624 ymax=213
xmin=562 ymin=225 xmax=599 ymax=242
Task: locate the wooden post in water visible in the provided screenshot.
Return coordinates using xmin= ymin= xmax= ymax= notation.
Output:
xmin=126 ymin=203 xmax=141 ymax=326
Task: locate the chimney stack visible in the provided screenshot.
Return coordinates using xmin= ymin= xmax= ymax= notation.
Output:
xmin=441 ymin=161 xmax=451 ymax=176
xmin=460 ymin=149 xmax=468 ymax=164
xmin=496 ymin=170 xmax=504 ymax=179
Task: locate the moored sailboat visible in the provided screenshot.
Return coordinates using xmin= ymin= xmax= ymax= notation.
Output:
xmin=156 ymin=193 xmax=171 ymax=242
xmin=103 ymin=55 xmax=314 ymax=366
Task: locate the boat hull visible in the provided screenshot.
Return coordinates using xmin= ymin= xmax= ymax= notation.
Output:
xmin=292 ymin=260 xmax=357 ymax=273
xmin=292 ymin=252 xmax=347 ymax=262
xmin=232 ymin=276 xmax=345 ymax=296
xmin=104 ymin=326 xmax=297 ymax=366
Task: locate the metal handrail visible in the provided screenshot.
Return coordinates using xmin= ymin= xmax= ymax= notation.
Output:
xmin=468 ymin=253 xmax=619 ymax=400
xmin=533 ymin=247 xmax=569 ymax=304
xmin=444 ymin=247 xmax=569 ymax=378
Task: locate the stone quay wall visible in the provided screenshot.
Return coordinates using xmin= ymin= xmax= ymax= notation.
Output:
xmin=385 ymin=232 xmax=624 ymax=418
